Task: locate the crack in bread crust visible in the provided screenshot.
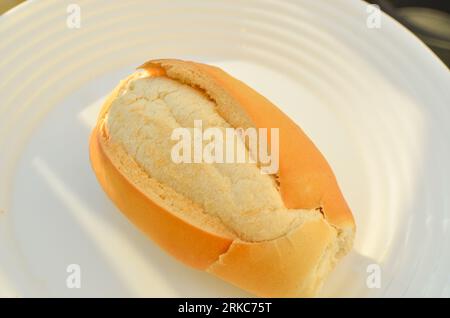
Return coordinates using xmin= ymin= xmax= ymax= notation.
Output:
xmin=105 ymin=76 xmax=319 ymax=242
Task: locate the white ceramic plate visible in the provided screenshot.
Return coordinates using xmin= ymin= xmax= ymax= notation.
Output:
xmin=0 ymin=0 xmax=449 ymax=297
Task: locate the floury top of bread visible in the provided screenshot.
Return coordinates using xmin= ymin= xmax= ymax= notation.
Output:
xmin=90 ymin=59 xmax=355 ymax=297
xmin=108 ymin=72 xmax=280 ymax=174
xmin=105 ymin=73 xmax=313 ymax=242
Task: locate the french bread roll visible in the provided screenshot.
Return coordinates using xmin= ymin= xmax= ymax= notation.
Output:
xmin=89 ymin=59 xmax=355 ymax=297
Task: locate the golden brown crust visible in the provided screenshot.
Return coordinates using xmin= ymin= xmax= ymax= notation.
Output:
xmin=207 ymin=217 xmax=337 ymax=297
xmin=89 ymin=59 xmax=355 ymax=297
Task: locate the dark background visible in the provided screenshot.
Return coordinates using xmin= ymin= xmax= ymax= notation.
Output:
xmin=371 ymin=0 xmax=450 ymax=67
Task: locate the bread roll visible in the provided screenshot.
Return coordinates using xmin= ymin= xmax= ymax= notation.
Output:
xmin=89 ymin=59 xmax=355 ymax=297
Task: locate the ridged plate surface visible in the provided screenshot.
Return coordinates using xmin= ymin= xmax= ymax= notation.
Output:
xmin=0 ymin=0 xmax=449 ymax=297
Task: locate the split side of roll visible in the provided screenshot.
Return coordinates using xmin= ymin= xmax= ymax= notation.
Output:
xmin=89 ymin=59 xmax=355 ymax=297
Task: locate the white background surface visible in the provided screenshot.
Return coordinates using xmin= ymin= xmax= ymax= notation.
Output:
xmin=0 ymin=0 xmax=449 ymax=297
